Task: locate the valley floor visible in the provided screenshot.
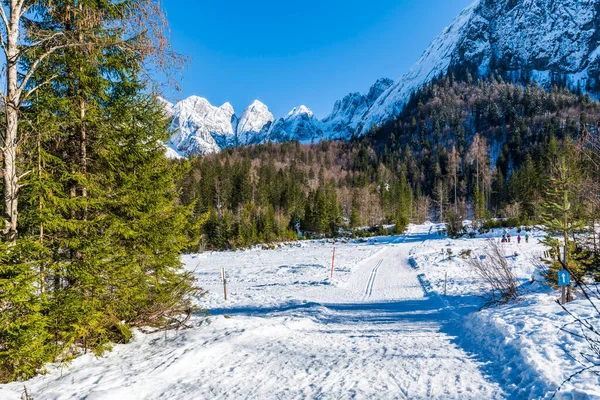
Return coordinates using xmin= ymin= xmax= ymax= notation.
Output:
xmin=1 ymin=224 xmax=599 ymax=399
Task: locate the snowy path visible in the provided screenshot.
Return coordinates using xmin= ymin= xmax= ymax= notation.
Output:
xmin=0 ymin=226 xmax=505 ymax=399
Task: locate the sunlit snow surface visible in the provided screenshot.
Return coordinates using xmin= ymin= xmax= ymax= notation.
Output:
xmin=1 ymin=224 xmax=599 ymax=399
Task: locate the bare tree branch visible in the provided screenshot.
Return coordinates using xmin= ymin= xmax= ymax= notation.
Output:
xmin=17 ymin=41 xmax=91 ymax=98
xmin=467 ymin=239 xmax=520 ymax=306
xmin=0 ymin=6 xmax=10 ymax=31
xmin=0 ymin=38 xmax=7 ymax=58
xmin=17 ymin=45 xmax=63 ymax=96
xmin=19 ymin=73 xmax=58 ymax=106
xmin=17 ymin=3 xmax=30 ymax=19
xmin=16 ymin=31 xmax=68 ymax=58
xmin=551 ymin=364 xmax=600 ymax=399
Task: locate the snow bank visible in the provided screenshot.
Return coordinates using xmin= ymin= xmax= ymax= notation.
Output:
xmin=465 ymin=295 xmax=600 ymax=399
xmin=409 ymin=227 xmax=600 ymax=399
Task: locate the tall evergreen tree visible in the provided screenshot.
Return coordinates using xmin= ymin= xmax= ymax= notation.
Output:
xmin=0 ymin=1 xmax=198 ymax=382
xmin=540 ymin=148 xmax=587 ymax=287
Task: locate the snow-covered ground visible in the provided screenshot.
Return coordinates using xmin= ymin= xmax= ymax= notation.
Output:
xmin=1 ymin=223 xmax=599 ymax=399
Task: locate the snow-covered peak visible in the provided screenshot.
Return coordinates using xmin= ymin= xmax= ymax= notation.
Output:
xmin=178 ymin=95 xmax=210 ymax=110
xmin=320 ymin=78 xmax=394 ymax=140
xmin=248 ymin=99 xmax=268 ymax=109
xmin=366 ymin=78 xmax=394 ymax=105
xmin=239 ymin=100 xmax=272 ymax=123
xmin=237 ymin=100 xmax=274 ymax=146
xmin=268 ymin=105 xmax=321 ymax=144
xmin=287 ymin=105 xmax=313 ymax=118
xmin=219 ymin=102 xmax=235 ymax=115
xmin=168 ymin=96 xmax=238 ymax=156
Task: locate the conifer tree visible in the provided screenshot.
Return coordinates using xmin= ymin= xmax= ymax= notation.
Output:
xmin=0 ymin=1 xmax=197 ymax=382
xmin=540 ymin=151 xmax=586 ymax=287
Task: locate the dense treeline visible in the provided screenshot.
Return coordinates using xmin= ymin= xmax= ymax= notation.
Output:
xmin=180 ymin=140 xmax=413 ymax=249
xmin=0 ymin=1 xmax=198 ymax=382
xmin=180 ymin=77 xmax=600 ymax=254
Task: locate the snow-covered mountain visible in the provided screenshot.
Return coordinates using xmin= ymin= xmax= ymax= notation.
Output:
xmin=166 ymin=96 xmax=238 ymax=156
xmin=237 ymin=100 xmax=274 ymax=146
xmin=165 ymin=79 xmax=392 ymax=157
xmin=166 ymin=97 xmax=276 ymax=156
xmin=166 ymin=0 xmax=600 ymax=157
xmin=362 ymin=0 xmax=600 ymax=129
xmin=267 ymin=105 xmax=323 ymax=144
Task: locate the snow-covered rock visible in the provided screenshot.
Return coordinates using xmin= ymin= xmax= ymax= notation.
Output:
xmin=164 ymin=145 xmax=185 ymax=160
xmin=168 ymin=96 xmax=238 ymax=156
xmin=322 ymin=78 xmax=394 ymax=140
xmin=237 ymin=100 xmax=274 ymax=146
xmin=157 ymin=96 xmax=175 ymax=118
xmin=267 ymin=105 xmax=323 ymax=143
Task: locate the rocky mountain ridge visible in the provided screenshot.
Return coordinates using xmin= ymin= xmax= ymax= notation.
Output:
xmin=167 ymin=0 xmax=600 ymax=157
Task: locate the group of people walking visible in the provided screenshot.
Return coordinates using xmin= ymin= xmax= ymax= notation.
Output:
xmin=501 ymin=230 xmax=529 ymax=244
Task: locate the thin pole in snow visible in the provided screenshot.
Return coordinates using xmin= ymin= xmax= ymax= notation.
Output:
xmin=444 ymin=272 xmax=447 ymax=296
xmin=330 ymin=248 xmax=336 ymax=279
xmin=222 ymin=268 xmax=227 ymax=301
xmin=560 ymin=246 xmax=567 ymax=305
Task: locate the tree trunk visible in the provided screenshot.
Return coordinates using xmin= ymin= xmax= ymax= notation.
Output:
xmin=454 ymin=168 xmax=458 ymax=215
xmin=2 ymin=107 xmax=19 ymax=242
xmin=80 ymin=97 xmax=88 ymax=220
xmin=78 ymin=4 xmax=88 ymax=219
xmin=3 ymin=8 xmax=21 ymax=242
xmin=37 ymin=125 xmax=45 ymax=293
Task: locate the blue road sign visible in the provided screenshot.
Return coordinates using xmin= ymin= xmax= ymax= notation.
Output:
xmin=558 ymin=270 xmax=571 ymax=287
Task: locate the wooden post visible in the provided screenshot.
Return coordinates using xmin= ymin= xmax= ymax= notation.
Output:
xmin=560 ymin=246 xmax=567 ymax=305
xmin=222 ymin=268 xmax=227 ymax=301
xmin=330 ymin=248 xmax=336 ymax=279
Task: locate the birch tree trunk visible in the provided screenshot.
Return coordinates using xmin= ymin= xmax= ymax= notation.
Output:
xmin=2 ymin=1 xmax=23 ymax=242
xmin=2 ymin=1 xmax=79 ymax=241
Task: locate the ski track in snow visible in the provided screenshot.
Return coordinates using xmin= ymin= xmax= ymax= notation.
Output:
xmin=361 ymin=258 xmax=382 ymax=300
xmin=0 ymin=225 xmax=531 ymax=399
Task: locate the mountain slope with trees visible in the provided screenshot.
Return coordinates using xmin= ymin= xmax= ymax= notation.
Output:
xmin=179 ymin=76 xmax=600 ymax=258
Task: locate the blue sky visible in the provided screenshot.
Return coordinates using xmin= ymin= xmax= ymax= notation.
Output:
xmin=160 ymin=0 xmax=473 ymax=118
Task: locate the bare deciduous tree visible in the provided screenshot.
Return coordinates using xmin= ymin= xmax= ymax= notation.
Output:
xmin=468 ymin=133 xmax=491 ymax=205
xmin=414 ymin=194 xmax=431 ymax=224
xmin=448 ymin=145 xmax=460 ymax=213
